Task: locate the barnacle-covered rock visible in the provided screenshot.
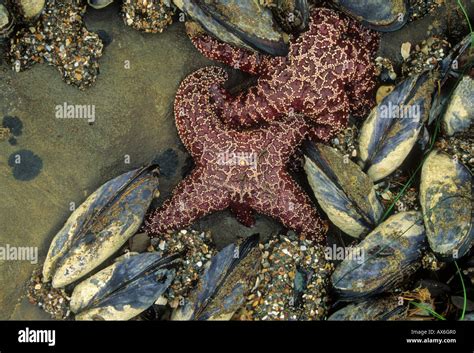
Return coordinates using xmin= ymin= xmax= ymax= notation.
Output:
xmin=359 ymin=71 xmax=437 ymax=181
xmin=121 ymin=0 xmax=175 ymax=33
xmin=420 ymin=150 xmax=473 ymax=260
xmin=43 ymin=164 xmax=160 ymax=288
xmin=8 ymin=0 xmax=104 ymax=89
xmin=331 ymin=211 xmax=427 ymax=300
xmin=172 ymin=234 xmax=261 ymax=320
xmin=71 ymin=252 xmax=178 ymax=320
xmin=331 ymin=0 xmax=408 ymax=32
xmin=304 ymin=142 xmax=383 ymax=238
xmin=174 ymin=0 xmax=289 ymax=56
xmin=441 ymin=76 xmax=473 ymax=136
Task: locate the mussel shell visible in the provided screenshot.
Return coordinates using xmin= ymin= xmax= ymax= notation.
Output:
xmin=172 ymin=234 xmax=261 ymax=320
xmin=332 ymin=0 xmax=408 ymax=32
xmin=304 ymin=142 xmax=383 ymax=238
xmin=88 ymin=0 xmax=114 ymax=10
xmin=441 ymin=75 xmax=473 ymax=136
xmin=9 ymin=0 xmax=45 ymax=22
xmin=71 ymin=252 xmax=178 ymax=320
xmin=420 ymin=150 xmax=473 ymax=261
xmin=331 ymin=211 xmax=427 ymax=300
xmin=271 ymin=0 xmax=309 ymax=34
xmin=359 ymin=71 xmax=437 ymax=181
xmin=439 ymin=34 xmax=473 ymax=82
xmin=175 ymin=0 xmax=289 ymax=56
xmin=328 ymin=295 xmax=407 ymax=320
xmin=428 ymin=35 xmax=473 ymax=126
xmin=0 ymin=3 xmax=14 ymax=39
xmin=43 ymin=164 xmax=160 ymax=288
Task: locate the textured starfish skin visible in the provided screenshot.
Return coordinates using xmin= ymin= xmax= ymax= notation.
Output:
xmin=188 ymin=8 xmax=379 ymax=141
xmin=144 ymin=66 xmax=327 ymax=240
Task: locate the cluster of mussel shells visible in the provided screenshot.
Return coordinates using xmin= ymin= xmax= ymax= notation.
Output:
xmin=304 ymin=33 xmax=473 ymax=319
xmin=84 ymin=0 xmax=411 ymax=56
xmin=0 ymin=0 xmax=44 ymax=42
xmin=41 ymin=163 xmax=263 ymax=320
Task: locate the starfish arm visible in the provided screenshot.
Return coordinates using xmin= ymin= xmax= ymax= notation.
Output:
xmin=345 ymin=50 xmax=378 ymax=118
xmin=307 ymin=95 xmax=351 ymax=142
xmin=187 ymin=30 xmax=272 ymax=75
xmin=249 ymin=173 xmax=327 ymax=240
xmin=212 ymin=81 xmax=281 ymax=129
xmin=343 ymin=20 xmax=379 ymax=118
xmin=144 ymin=169 xmax=230 ymax=235
xmin=174 ymin=66 xmax=228 ymax=156
xmin=260 ymin=119 xmax=309 ymax=161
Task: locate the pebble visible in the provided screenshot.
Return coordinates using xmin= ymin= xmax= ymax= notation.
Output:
xmin=401 ymin=42 xmax=412 ymax=60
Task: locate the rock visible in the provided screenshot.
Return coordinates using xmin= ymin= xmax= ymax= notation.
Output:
xmin=401 ymin=42 xmax=411 ymax=60
xmin=129 ymin=232 xmax=151 ymax=253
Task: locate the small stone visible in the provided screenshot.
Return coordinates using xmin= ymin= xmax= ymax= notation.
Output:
xmin=401 ymin=42 xmax=411 ymax=60
xmin=129 ymin=232 xmax=151 ymax=252
xmin=155 ymin=296 xmax=168 ymax=306
xmin=158 ymin=240 xmax=166 ymax=251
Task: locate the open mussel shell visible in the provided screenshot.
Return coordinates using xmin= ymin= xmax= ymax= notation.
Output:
xmin=359 ymin=71 xmax=437 ymax=182
xmin=304 ymin=142 xmax=383 ymax=238
xmin=328 ymin=295 xmax=408 ymax=320
xmin=71 ymin=252 xmax=179 ymax=320
xmin=331 ymin=211 xmax=427 ymax=300
xmin=0 ymin=3 xmax=14 ymax=39
xmin=174 ymin=0 xmax=289 ymax=56
xmin=88 ymin=0 xmax=114 ymax=10
xmin=420 ymin=150 xmax=473 ymax=261
xmin=172 ymin=234 xmax=261 ymax=320
xmin=441 ymin=75 xmax=473 ymax=136
xmin=331 ymin=0 xmax=408 ymax=32
xmin=43 ymin=164 xmax=160 ymax=288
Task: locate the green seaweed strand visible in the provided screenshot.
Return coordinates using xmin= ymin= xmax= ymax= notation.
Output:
xmin=410 ymin=301 xmax=446 ymax=321
xmin=454 ymin=261 xmax=467 ymax=320
xmin=456 ymin=0 xmax=474 ymax=46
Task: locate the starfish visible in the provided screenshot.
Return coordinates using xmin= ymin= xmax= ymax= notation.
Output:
xmin=144 ymin=66 xmax=327 ymax=240
xmin=187 ymin=8 xmax=379 ymax=141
